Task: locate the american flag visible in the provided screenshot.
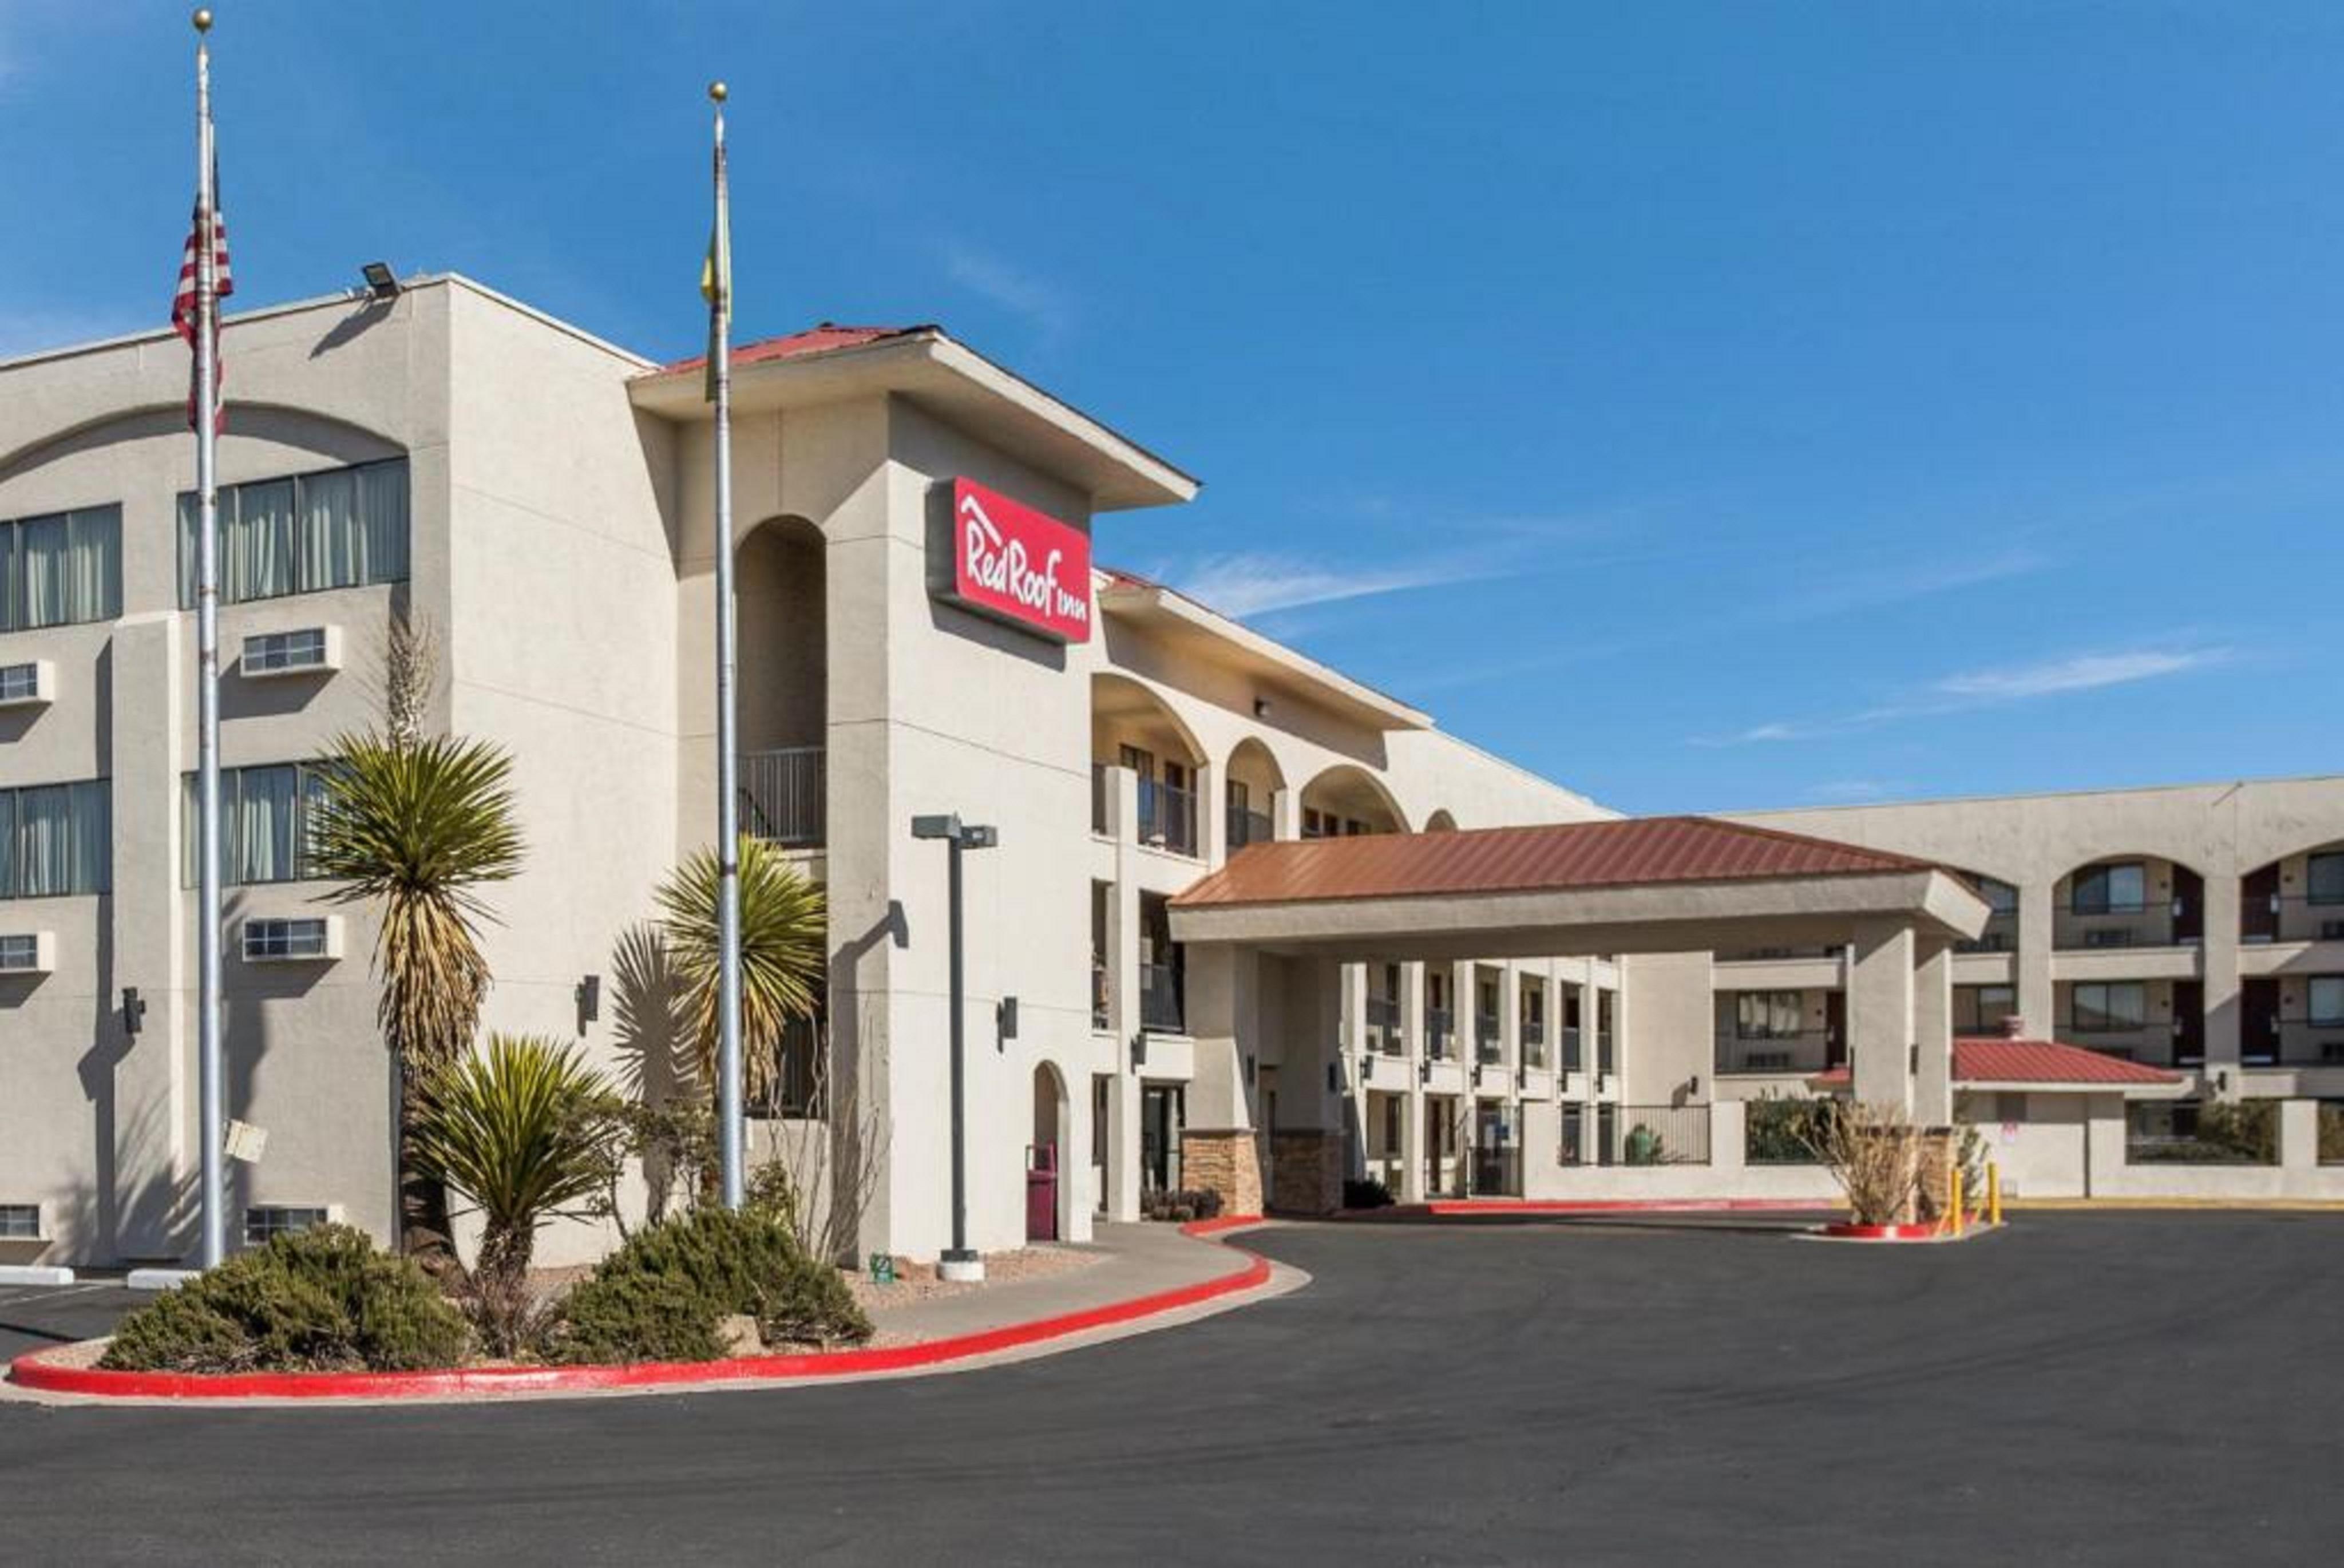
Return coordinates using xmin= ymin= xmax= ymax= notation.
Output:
xmin=172 ymin=177 xmax=232 ymax=431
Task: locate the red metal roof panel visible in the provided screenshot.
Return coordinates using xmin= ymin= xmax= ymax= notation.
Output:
xmin=650 ymin=322 xmax=929 ymax=378
xmin=1812 ymin=1038 xmax=2182 ymax=1088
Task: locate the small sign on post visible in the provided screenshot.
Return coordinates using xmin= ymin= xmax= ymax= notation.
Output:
xmin=869 ymin=1252 xmax=897 ymax=1285
xmin=224 ymin=1120 xmax=267 ymax=1164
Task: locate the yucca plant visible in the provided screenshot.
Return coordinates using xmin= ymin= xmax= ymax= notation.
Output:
xmin=411 ymin=1035 xmax=617 ymax=1355
xmin=308 ymin=729 xmax=525 ymax=1262
xmin=655 ymin=836 xmax=827 ymax=1107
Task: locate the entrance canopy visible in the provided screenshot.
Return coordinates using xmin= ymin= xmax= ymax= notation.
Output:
xmin=1169 ymin=815 xmax=1989 ymax=959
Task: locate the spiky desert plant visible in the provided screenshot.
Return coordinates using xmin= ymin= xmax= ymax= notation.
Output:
xmin=1803 ymin=1099 xmax=1927 ymax=1227
xmin=411 ymin=1035 xmax=617 ymax=1356
xmin=309 ymin=730 xmax=524 ymax=1259
xmin=655 ymin=835 xmax=827 ymax=1106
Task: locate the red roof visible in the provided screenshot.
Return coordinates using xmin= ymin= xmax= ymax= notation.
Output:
xmin=1812 ymin=1038 xmax=2181 ymax=1088
xmin=1171 ymin=815 xmax=1937 ymax=908
xmin=651 ymin=322 xmax=930 ymax=378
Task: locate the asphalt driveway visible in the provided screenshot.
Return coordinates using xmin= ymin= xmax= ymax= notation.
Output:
xmin=3 ymin=1212 xmax=2339 ymax=1565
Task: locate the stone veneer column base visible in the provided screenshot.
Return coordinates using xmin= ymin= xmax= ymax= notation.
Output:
xmin=1268 ymin=1130 xmax=1345 ymax=1215
xmin=1180 ymin=1129 xmax=1264 ymax=1218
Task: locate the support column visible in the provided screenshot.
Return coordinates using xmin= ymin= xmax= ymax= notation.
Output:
xmin=1104 ymin=765 xmax=1142 ymax=1222
xmin=1179 ymin=943 xmax=1263 ymax=1217
xmin=1341 ymin=961 xmax=1370 ymax=1178
xmin=1196 ymin=761 xmax=1224 ymax=870
xmin=1399 ymin=961 xmax=1427 ymax=1202
xmin=2017 ymin=878 xmax=2056 ymax=1040
xmin=1270 ymin=786 xmax=1299 ymax=841
xmin=1848 ymin=921 xmax=1918 ymax=1112
xmin=2202 ymin=870 xmax=2243 ymax=1091
xmin=1914 ymin=935 xmax=1954 ymax=1126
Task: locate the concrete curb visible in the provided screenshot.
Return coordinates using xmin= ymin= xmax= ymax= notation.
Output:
xmin=1335 ymin=1199 xmax=1840 ymax=1220
xmin=0 ymin=1266 xmax=76 ymax=1287
xmin=6 ymin=1217 xmax=1277 ymax=1404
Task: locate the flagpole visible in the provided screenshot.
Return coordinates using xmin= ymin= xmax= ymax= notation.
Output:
xmin=192 ymin=7 xmax=227 ymax=1270
xmin=710 ymin=81 xmax=745 ymax=1210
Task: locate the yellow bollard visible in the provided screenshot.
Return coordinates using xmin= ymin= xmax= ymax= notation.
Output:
xmin=1988 ymin=1162 xmax=2002 ymax=1228
xmin=1947 ymin=1161 xmax=1964 ymax=1237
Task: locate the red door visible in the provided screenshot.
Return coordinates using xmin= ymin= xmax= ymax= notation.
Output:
xmin=1026 ymin=1143 xmax=1059 ymax=1242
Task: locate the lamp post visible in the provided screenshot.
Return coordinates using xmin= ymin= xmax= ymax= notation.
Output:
xmin=912 ymin=813 xmax=997 ymax=1282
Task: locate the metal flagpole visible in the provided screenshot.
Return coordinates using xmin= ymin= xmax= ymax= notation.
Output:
xmin=709 ymin=81 xmax=745 ymax=1210
xmin=192 ymin=7 xmax=227 ymax=1270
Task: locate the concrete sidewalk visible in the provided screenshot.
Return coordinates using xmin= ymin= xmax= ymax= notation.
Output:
xmin=867 ymin=1220 xmax=1262 ymax=1342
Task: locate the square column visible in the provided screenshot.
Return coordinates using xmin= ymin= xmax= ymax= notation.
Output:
xmin=1914 ymin=936 xmax=1954 ymax=1126
xmin=1848 ymin=921 xmax=1918 ymax=1112
xmin=1398 ymin=962 xmax=1427 ymax=1202
xmin=1179 ymin=943 xmax=1264 ymax=1216
xmin=2016 ymin=878 xmax=2056 ymax=1039
xmin=1196 ymin=761 xmax=1225 ymax=870
xmin=1103 ymin=765 xmax=1143 ymax=1222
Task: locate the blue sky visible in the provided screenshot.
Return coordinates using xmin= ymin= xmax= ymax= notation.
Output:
xmin=3 ymin=2 xmax=2335 ymax=813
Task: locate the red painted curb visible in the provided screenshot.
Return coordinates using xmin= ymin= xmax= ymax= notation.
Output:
xmin=7 ymin=1225 xmax=1275 ymax=1402
xmin=1178 ymin=1213 xmax=1267 ymax=1236
xmin=1418 ymin=1198 xmax=1838 ymax=1217
xmin=1818 ymin=1221 xmax=1947 ymax=1241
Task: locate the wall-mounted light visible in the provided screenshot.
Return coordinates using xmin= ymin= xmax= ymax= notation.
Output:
xmin=1687 ymin=1074 xmax=1701 ymax=1098
xmin=997 ymin=995 xmax=1019 ymax=1044
xmin=1131 ymin=1033 xmax=1148 ymax=1070
xmin=1327 ymin=1060 xmax=1343 ymax=1093
xmin=1252 ymin=697 xmax=1272 ymax=719
xmin=122 ymin=986 xmax=146 ymax=1036
xmin=1243 ymin=1053 xmax=1257 ymax=1086
xmin=576 ymin=974 xmax=601 ymax=1028
xmin=1418 ymin=1059 xmax=1431 ymax=1085
xmin=361 ymin=262 xmax=401 ymax=300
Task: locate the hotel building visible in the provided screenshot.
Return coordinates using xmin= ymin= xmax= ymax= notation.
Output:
xmin=2 ymin=276 xmax=2339 ymax=1270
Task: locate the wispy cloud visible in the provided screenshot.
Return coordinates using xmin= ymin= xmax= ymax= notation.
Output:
xmin=1166 ymin=551 xmax=1514 ymax=619
xmin=943 ymin=244 xmax=1072 ymax=343
xmin=1697 ymin=644 xmax=2231 ymax=746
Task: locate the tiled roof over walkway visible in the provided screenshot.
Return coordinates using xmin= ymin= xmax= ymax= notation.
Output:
xmin=1173 ymin=815 xmax=1938 ymax=909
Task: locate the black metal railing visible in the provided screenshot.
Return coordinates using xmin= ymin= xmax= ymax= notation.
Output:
xmin=1091 ymin=962 xmax=1110 ymax=1031
xmin=2242 ymin=893 xmax=2344 ymax=945
xmin=1714 ymin=1030 xmax=1842 ymax=1075
xmin=1424 ymin=1006 xmax=1455 ymax=1060
xmin=2056 ymin=897 xmax=2195 ymax=950
xmin=1521 ymin=1020 xmax=1547 ymax=1069
xmin=1226 ymin=807 xmax=1275 ymax=855
xmin=739 ymin=747 xmax=824 ymax=846
xmin=1474 ymin=1011 xmax=1503 ymax=1066
xmin=1596 ymin=1031 xmax=1616 ymax=1077
xmin=1559 ymin=1025 xmax=1583 ymax=1073
xmin=1365 ymin=993 xmax=1403 ymax=1054
xmin=1139 ymin=961 xmax=1184 ymax=1034
xmin=1956 ymin=912 xmax=2018 ymax=955
xmin=1603 ymin=1104 xmax=1711 ymax=1166
xmin=1137 ymin=779 xmax=1199 ymax=857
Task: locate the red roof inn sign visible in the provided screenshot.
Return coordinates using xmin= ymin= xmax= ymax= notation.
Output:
xmin=930 ymin=477 xmax=1092 ymax=643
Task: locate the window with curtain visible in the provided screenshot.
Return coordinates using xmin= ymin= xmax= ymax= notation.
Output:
xmin=1736 ymin=991 xmax=1803 ymax=1039
xmin=178 ymin=458 xmax=409 ymax=608
xmin=0 ymin=506 xmax=122 ymax=632
xmin=2309 ymin=853 xmax=2344 ymax=907
xmin=181 ymin=762 xmax=337 ymax=886
xmin=2072 ymin=981 xmax=2148 ymax=1032
xmin=1955 ymin=984 xmax=2018 ymax=1034
xmin=0 ymin=779 xmax=111 ymax=898
xmin=2072 ymin=862 xmax=2148 ymax=914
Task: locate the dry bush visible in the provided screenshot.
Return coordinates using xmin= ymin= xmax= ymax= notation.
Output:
xmin=1802 ymin=1099 xmax=1927 ymax=1226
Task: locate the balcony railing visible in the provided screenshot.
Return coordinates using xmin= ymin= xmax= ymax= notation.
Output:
xmin=1596 ymin=1031 xmax=1616 ymax=1077
xmin=1521 ymin=1020 xmax=1547 ymax=1069
xmin=2242 ymin=893 xmax=2344 ymax=945
xmin=740 ymin=747 xmax=824 ymax=846
xmin=1091 ymin=961 xmax=1110 ymax=1031
xmin=1090 ymin=764 xmax=1110 ymax=836
xmin=1714 ymin=1030 xmax=1842 ymax=1075
xmin=1365 ymin=993 xmax=1403 ymax=1054
xmin=1474 ymin=1011 xmax=1503 ymax=1066
xmin=2056 ymin=897 xmax=2196 ymax=950
xmin=1136 ymin=779 xmax=1199 ymax=858
xmin=1956 ymin=911 xmax=2018 ymax=955
xmin=1559 ymin=1025 xmax=1583 ymax=1073
xmin=1139 ymin=961 xmax=1185 ymax=1035
xmin=1226 ymin=807 xmax=1275 ymax=855
xmin=1424 ymin=1006 xmax=1455 ymax=1060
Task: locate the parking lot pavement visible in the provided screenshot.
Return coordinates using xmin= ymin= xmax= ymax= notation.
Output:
xmin=4 ymin=1213 xmax=2343 ymax=1565
xmin=0 ymin=1281 xmax=145 ymax=1365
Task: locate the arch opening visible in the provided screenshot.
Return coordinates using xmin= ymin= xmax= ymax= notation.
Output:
xmin=736 ymin=516 xmax=826 ymax=846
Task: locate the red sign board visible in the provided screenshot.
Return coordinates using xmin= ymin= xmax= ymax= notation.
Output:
xmin=934 ymin=477 xmax=1093 ymax=643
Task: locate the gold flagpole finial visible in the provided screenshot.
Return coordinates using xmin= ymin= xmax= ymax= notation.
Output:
xmin=193 ymin=8 xmax=213 ymax=32
xmin=708 ymin=80 xmax=728 ymax=103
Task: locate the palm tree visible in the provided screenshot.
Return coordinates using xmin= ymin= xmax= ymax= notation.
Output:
xmin=410 ymin=1034 xmax=616 ymax=1355
xmin=310 ymin=730 xmax=524 ymax=1260
xmin=655 ymin=835 xmax=827 ymax=1108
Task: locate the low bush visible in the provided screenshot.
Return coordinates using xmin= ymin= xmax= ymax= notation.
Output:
xmin=1140 ymin=1188 xmax=1225 ymax=1223
xmin=551 ymin=1205 xmax=870 ymax=1364
xmin=1342 ymin=1177 xmax=1395 ymax=1210
xmin=100 ymin=1225 xmax=470 ymax=1375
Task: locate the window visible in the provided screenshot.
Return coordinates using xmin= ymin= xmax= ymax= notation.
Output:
xmin=1969 ymin=875 xmax=2018 ymax=913
xmin=2072 ymin=862 xmax=2147 ymax=915
xmin=0 ymin=506 xmax=122 ymax=632
xmin=242 ymin=917 xmax=334 ymax=962
xmin=1955 ymin=984 xmax=2018 ymax=1034
xmin=0 ymin=662 xmax=45 ymax=703
xmin=0 ymin=1203 xmax=40 ymax=1240
xmin=2310 ymin=853 xmax=2344 ymax=907
xmin=243 ymin=1205 xmax=332 ymax=1248
xmin=180 ymin=762 xmax=337 ymax=886
xmin=1379 ymin=1095 xmax=1403 ymax=1156
xmin=1559 ymin=1102 xmax=1584 ymax=1165
xmin=2311 ymin=977 xmax=2344 ymax=1029
xmin=2071 ymin=981 xmax=2148 ymax=1032
xmin=1736 ymin=991 xmax=1803 ymax=1040
xmin=243 ymin=627 xmax=331 ymax=675
xmin=0 ymin=933 xmax=46 ymax=972
xmin=0 ymin=780 xmax=112 ymax=898
xmin=177 ymin=458 xmax=409 ymax=608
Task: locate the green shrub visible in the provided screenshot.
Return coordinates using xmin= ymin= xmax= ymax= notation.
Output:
xmin=1746 ymin=1096 xmax=1831 ymax=1165
xmin=100 ymin=1225 xmax=470 ymax=1374
xmin=1343 ymin=1177 xmax=1395 ymax=1210
xmin=551 ymin=1205 xmax=870 ymax=1364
